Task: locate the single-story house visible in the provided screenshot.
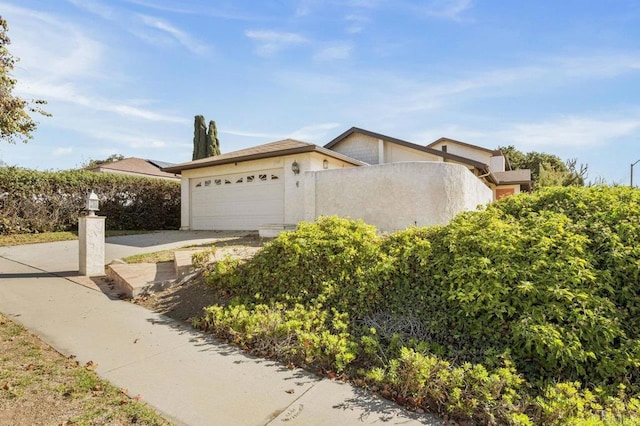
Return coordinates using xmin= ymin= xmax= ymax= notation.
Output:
xmin=88 ymin=157 xmax=181 ymax=181
xmin=163 ymin=127 xmax=531 ymax=233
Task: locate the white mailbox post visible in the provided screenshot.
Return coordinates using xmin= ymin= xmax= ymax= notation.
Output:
xmin=79 ymin=191 xmax=106 ymax=276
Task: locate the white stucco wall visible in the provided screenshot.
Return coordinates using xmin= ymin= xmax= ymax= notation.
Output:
xmin=284 ymin=153 xmax=357 ymax=224
xmin=305 ymin=162 xmax=493 ymax=232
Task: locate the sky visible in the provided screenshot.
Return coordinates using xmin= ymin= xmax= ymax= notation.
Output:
xmin=1 ymin=0 xmax=639 ymax=184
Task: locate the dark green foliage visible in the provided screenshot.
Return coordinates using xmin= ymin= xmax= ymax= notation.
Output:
xmin=206 ymin=120 xmax=220 ymax=157
xmin=193 ymin=116 xmax=221 ymax=160
xmin=0 ymin=167 xmax=180 ymax=234
xmin=498 ymin=145 xmax=587 ymax=188
xmin=192 ymin=115 xmax=207 ymax=160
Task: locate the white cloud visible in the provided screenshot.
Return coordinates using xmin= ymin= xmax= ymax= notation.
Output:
xmin=245 ymin=30 xmax=308 ymax=56
xmin=137 ymin=14 xmax=209 ymax=55
xmin=414 ymin=114 xmax=640 ymax=151
xmin=65 ymin=0 xmax=115 ymax=20
xmin=508 ymin=116 xmax=640 ymax=149
xmin=288 ymin=123 xmax=342 ymax=141
xmin=313 ymin=43 xmax=353 ymax=61
xmin=419 ymin=0 xmax=474 ymax=21
xmin=53 ymin=147 xmax=73 ymax=156
xmin=17 ymin=80 xmax=188 ymax=124
xmin=344 ymin=14 xmax=370 ymax=33
xmin=2 ymin=3 xmax=105 ymax=80
xmin=222 ymin=129 xmax=283 ymax=139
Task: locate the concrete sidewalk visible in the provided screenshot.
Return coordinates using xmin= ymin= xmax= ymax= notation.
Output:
xmin=0 ymin=232 xmax=436 ymax=426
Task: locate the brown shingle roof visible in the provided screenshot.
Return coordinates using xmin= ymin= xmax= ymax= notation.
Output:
xmin=162 ymin=139 xmax=365 ymax=173
xmin=89 ymin=157 xmax=180 ymax=180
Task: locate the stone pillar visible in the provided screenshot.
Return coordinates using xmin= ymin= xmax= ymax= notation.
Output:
xmin=79 ymin=215 xmax=106 ymax=276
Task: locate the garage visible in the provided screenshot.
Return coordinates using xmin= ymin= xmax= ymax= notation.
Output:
xmin=190 ymin=168 xmax=284 ymax=230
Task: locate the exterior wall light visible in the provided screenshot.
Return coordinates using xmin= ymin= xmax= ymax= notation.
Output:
xmin=323 ymin=159 xmax=329 ymax=169
xmin=291 ymin=161 xmax=300 ymax=175
xmin=85 ymin=191 xmax=99 ymax=216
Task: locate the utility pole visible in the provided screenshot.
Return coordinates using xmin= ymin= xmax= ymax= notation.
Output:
xmin=632 ymin=159 xmax=640 ymax=187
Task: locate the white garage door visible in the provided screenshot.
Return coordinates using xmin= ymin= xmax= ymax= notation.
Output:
xmin=190 ymin=169 xmax=284 ymax=230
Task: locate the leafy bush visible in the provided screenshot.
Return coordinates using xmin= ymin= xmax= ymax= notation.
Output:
xmin=199 ymin=187 xmax=640 ymax=424
xmin=0 ymin=167 xmax=180 ymax=234
xmin=366 ymin=348 xmax=525 ymax=424
xmin=204 ymin=216 xmax=389 ymax=317
xmin=198 ymin=302 xmax=358 ymax=372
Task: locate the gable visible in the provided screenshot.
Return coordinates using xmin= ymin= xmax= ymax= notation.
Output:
xmin=429 ymin=139 xmax=494 ymax=165
xmin=328 ymin=131 xmax=441 ymax=165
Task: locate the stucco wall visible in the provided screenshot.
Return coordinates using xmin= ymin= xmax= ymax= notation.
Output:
xmin=305 ymin=162 xmax=493 ymax=232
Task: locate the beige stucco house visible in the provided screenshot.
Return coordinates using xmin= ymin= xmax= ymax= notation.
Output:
xmin=163 ymin=127 xmax=531 ymax=233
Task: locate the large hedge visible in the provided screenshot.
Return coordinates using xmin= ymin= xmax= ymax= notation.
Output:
xmin=0 ymin=167 xmax=180 ymax=234
xmin=201 ymin=186 xmax=640 ymax=424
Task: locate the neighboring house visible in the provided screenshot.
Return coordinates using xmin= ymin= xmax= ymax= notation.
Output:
xmin=163 ymin=127 xmax=532 ymax=233
xmin=326 ymin=128 xmax=531 ymax=199
xmin=87 ymin=157 xmax=180 ymax=181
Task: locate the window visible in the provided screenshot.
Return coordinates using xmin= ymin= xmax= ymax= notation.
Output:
xmin=441 ymin=145 xmax=447 ymax=153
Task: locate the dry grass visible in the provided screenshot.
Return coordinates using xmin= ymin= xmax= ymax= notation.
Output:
xmin=123 ymin=234 xmax=264 ymax=264
xmin=0 ymin=313 xmax=171 ymax=425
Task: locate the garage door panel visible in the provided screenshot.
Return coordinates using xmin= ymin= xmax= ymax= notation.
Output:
xmin=190 ymin=169 xmax=284 ymax=230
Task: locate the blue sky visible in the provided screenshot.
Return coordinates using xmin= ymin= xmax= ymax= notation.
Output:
xmin=1 ymin=0 xmax=639 ymax=184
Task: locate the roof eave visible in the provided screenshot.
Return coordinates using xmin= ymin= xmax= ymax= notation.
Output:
xmin=162 ymin=145 xmax=364 ymax=173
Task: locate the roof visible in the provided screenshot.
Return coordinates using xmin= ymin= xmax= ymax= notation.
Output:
xmin=162 ymin=139 xmax=366 ymax=173
xmin=325 ymin=127 xmax=492 ymax=172
xmin=427 ymin=137 xmax=500 ymax=155
xmin=148 ymin=159 xmax=175 ymax=169
xmin=494 ymin=169 xmax=532 ymax=186
xmin=88 ymin=157 xmax=180 ymax=179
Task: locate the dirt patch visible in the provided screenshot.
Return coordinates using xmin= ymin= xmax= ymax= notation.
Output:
xmin=133 ymin=275 xmax=220 ymax=323
xmin=132 ymin=235 xmax=264 ymax=323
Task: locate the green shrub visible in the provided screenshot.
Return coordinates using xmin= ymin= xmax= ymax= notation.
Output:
xmin=198 ymin=186 xmax=640 ymax=424
xmin=0 ymin=167 xmax=180 ymax=234
xmin=365 ymin=347 xmax=525 ymax=424
xmin=205 ymin=216 xmax=389 ymax=317
xmin=198 ymin=302 xmax=358 ymax=372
